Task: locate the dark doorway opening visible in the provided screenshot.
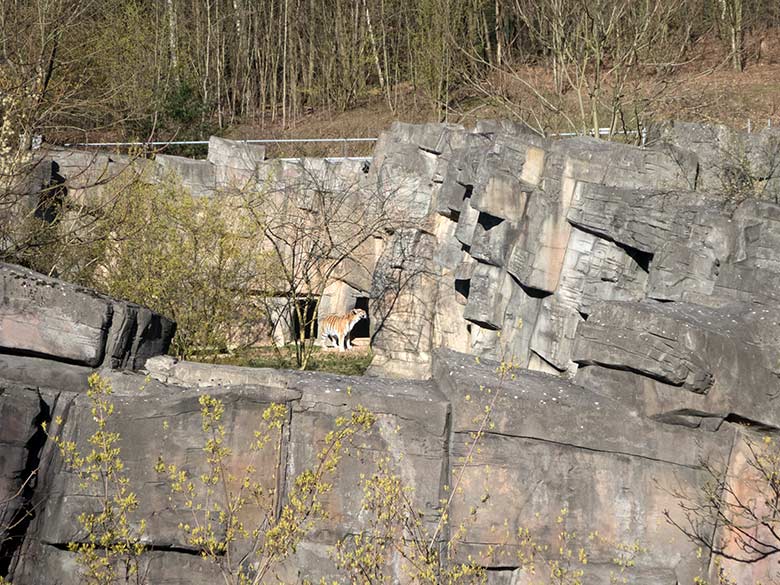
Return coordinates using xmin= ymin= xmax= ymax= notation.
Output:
xmin=292 ymin=299 xmax=319 ymax=339
xmin=352 ymin=296 xmax=370 ymax=339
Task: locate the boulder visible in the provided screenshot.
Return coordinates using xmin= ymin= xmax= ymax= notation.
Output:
xmin=0 ymin=263 xmax=174 ymax=371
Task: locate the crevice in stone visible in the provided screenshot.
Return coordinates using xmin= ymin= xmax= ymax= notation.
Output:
xmin=454 ymin=428 xmax=701 ymax=470
xmin=462 ymin=184 xmax=473 ymax=199
xmin=45 ymin=540 xmax=206 ymax=557
xmin=454 ymin=278 xmax=471 ymax=299
xmin=0 ymin=347 xmax=96 ymax=369
xmin=723 ymin=412 xmax=780 ymax=433
xmin=571 ymin=358 xmax=685 ymax=389
xmin=464 ymin=317 xmax=500 ymax=331
xmin=477 ymin=212 xmax=504 ymax=231
xmin=0 ymin=391 xmax=53 ymax=577
xmin=507 ymin=273 xmax=553 ymax=299
xmin=616 ymin=242 xmax=654 ymax=273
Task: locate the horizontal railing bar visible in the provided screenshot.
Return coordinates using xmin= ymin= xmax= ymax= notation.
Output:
xmin=63 ymin=137 xmax=379 ymax=147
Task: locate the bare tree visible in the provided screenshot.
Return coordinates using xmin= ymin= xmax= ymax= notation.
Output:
xmin=665 ymin=432 xmax=780 ymax=579
xmin=243 ymin=160 xmax=395 ymax=369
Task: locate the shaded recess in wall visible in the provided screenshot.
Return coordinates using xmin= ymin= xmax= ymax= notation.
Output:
xmin=455 ymin=278 xmax=471 ymax=299
xmin=352 ymin=296 xmax=370 ymax=339
xmin=477 ymin=211 xmax=503 ymax=230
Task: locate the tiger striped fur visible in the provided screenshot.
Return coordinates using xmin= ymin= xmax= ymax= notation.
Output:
xmin=320 ymin=308 xmax=367 ymax=352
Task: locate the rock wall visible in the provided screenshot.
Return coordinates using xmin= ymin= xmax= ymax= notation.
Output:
xmin=0 ymin=259 xmax=775 ymax=584
xmin=366 ymin=120 xmax=780 ymax=386
xmin=6 ymin=120 xmax=780 ymax=583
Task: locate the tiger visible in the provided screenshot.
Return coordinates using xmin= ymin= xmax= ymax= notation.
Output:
xmin=320 ymin=308 xmax=367 ymax=352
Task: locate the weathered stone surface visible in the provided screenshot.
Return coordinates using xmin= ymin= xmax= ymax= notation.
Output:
xmin=469 ymin=132 xmax=544 ymax=221
xmin=462 ymin=263 xmax=513 ymax=330
xmin=432 ymin=349 xmax=728 ymax=583
xmin=469 ymin=213 xmax=519 ymax=267
xmin=155 ymin=154 xmax=217 ymax=196
xmin=648 ymin=121 xmax=780 ymax=195
xmin=284 ymin=372 xmax=448 ymax=561
xmin=0 ymin=385 xmax=48 ymax=571
xmin=497 ymin=281 xmax=541 ymax=367
xmin=207 ymin=136 xmax=266 ymax=187
xmin=33 ymin=373 xmax=299 ymax=550
xmin=572 ymin=301 xmax=780 ymax=427
xmin=528 ymin=296 xmax=583 ymax=374
xmin=543 ymin=136 xmax=698 ymax=192
xmin=567 ymin=183 xmax=722 ymax=254
xmin=0 ymin=354 xmax=93 ymax=390
xmin=558 ymin=226 xmax=648 ymax=314
xmin=647 ymin=241 xmax=720 ymax=303
xmin=505 ymin=185 xmax=574 ymax=293
xmin=12 ymin=542 xmax=223 ymax=585
xmin=0 ymin=263 xmax=174 ymax=370
xmin=453 ymin=195 xmax=480 ymax=248
xmin=0 ymin=263 xmax=112 ymax=366
xmin=368 ymin=229 xmax=438 ymax=378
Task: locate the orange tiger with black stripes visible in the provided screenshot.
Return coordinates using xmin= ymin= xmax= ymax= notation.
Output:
xmin=320 ymin=308 xmax=367 ymax=352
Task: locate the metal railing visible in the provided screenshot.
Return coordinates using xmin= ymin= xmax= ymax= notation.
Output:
xmin=63 ymin=137 xmax=378 ymax=159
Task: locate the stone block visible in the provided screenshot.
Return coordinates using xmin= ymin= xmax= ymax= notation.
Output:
xmin=284 ymin=372 xmax=449 ymax=561
xmin=0 ymin=385 xmax=49 ymax=568
xmin=463 ymin=264 xmax=513 ymax=330
xmin=528 ymin=296 xmax=583 ymax=373
xmin=572 ymin=301 xmax=780 ymax=427
xmin=34 ymin=376 xmax=299 ymax=551
xmin=0 ymin=263 xmax=174 ymax=371
xmin=558 ymin=227 xmax=648 ymax=314
xmin=567 ymin=183 xmax=721 ymax=254
xmin=453 ymin=196 xmax=480 ymax=248
xmin=470 ymin=171 xmax=532 ymax=223
xmin=544 ymin=136 xmax=698 ymax=192
xmin=0 ymin=263 xmax=112 ymax=367
xmin=647 ymin=242 xmax=719 ymax=303
xmin=456 ymin=132 xmax=493 ymax=186
xmin=155 ymin=154 xmax=216 ymax=196
xmin=497 ymin=280 xmax=541 ymax=367
xmin=506 ymin=185 xmax=575 ymax=293
xmin=470 ymin=213 xmax=519 ymax=267
xmin=207 ymin=136 xmax=266 ymax=188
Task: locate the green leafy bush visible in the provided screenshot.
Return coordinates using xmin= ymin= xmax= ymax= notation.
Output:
xmin=87 ymin=176 xmax=275 ymax=360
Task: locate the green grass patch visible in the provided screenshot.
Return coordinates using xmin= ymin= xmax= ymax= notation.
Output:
xmin=209 ymin=345 xmax=373 ymax=376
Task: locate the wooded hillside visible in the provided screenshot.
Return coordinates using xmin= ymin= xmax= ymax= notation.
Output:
xmin=2 ymin=0 xmax=780 ymax=144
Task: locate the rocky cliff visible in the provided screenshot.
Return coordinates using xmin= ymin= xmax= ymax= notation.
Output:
xmin=3 ymin=121 xmax=780 ymax=583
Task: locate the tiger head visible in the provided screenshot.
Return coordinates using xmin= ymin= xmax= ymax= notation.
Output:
xmin=350 ymin=308 xmax=368 ymax=320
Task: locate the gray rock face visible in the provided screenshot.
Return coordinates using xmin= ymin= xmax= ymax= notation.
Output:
xmin=10 ymin=119 xmax=780 ymax=583
xmin=573 ymin=301 xmax=780 ymax=427
xmin=0 ymin=263 xmax=174 ymax=369
xmin=431 ymin=349 xmax=728 ymax=584
xmin=155 ymin=155 xmax=217 ymax=196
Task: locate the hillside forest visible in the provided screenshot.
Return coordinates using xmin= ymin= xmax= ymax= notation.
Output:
xmin=2 ymin=0 xmax=780 ymax=150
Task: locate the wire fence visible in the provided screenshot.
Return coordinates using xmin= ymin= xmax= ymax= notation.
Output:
xmin=62 ymin=137 xmax=378 ymax=160
xmin=56 ymin=119 xmax=776 ymax=159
